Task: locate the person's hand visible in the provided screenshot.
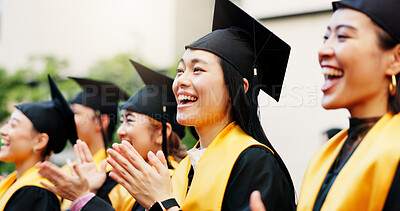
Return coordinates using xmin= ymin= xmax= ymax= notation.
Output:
xmin=74 ymin=139 xmax=107 ymax=193
xmin=37 ymin=161 xmax=90 ymax=201
xmin=107 ymin=141 xmax=173 ymax=209
xmin=250 ymin=190 xmax=266 ymax=211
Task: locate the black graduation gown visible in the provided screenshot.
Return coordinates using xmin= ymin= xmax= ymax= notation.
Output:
xmin=82 ymin=146 xmax=296 ymax=211
xmin=90 ymin=173 xmax=145 ymax=211
xmin=313 ymin=117 xmax=399 ymax=211
xmin=213 ymin=146 xmax=295 ymax=211
xmin=4 ymin=186 xmax=60 ymax=211
xmin=383 ymin=162 xmax=400 ymax=211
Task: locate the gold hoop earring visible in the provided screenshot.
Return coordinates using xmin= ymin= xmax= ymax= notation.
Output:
xmin=389 ymin=74 xmax=397 ymax=97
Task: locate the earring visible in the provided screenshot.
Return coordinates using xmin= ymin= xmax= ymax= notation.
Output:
xmin=33 ymin=148 xmax=38 ymax=154
xmin=389 ymin=74 xmax=397 ymax=97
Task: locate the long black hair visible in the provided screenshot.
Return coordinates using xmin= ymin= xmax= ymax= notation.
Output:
xmin=376 ymin=24 xmax=400 ymax=114
xmin=220 ymin=58 xmax=296 ymax=194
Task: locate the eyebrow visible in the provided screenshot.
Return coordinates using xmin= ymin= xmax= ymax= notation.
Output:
xmin=179 ymin=58 xmax=208 ymax=65
xmin=10 ymin=117 xmax=20 ymax=123
xmin=328 ymin=24 xmax=357 ymax=32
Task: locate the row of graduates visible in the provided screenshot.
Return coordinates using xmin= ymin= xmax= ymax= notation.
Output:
xmin=1 ymin=0 xmax=400 ymax=210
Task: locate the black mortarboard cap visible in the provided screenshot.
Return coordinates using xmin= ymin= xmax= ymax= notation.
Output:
xmin=70 ymin=77 xmax=129 ymax=115
xmin=70 ymin=77 xmax=129 ymax=145
xmin=16 ymin=75 xmax=78 ymax=155
xmin=120 ymin=60 xmax=185 ymax=139
xmin=186 ymin=0 xmax=291 ymax=101
xmin=333 ymin=0 xmax=400 ymax=43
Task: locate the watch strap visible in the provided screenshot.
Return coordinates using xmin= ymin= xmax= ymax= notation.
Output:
xmin=149 ymin=198 xmax=180 ymax=211
xmin=161 ymin=198 xmax=180 ymax=209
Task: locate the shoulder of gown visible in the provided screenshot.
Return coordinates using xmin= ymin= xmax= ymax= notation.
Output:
xmin=222 ymin=145 xmax=296 ymax=211
xmin=383 ymin=161 xmax=400 ymax=211
xmin=5 ymin=186 xmax=60 ymax=211
xmin=82 ymin=196 xmax=115 ymax=211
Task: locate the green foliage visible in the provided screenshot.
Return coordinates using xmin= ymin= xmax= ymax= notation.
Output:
xmin=0 ymin=162 xmax=15 ymax=177
xmin=0 ymin=69 xmax=10 ymax=122
xmin=181 ymin=127 xmax=198 ymax=149
xmin=0 ymin=55 xmax=79 ymax=175
xmin=88 ymin=53 xmax=145 ymax=97
xmin=0 ymin=53 xmax=197 ymax=175
xmin=0 ymin=56 xmax=79 ymax=123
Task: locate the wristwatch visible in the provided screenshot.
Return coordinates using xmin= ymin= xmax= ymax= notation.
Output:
xmin=149 ymin=198 xmax=180 ymax=211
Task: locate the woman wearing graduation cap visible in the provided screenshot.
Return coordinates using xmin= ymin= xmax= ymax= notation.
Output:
xmin=294 ymin=0 xmax=400 ymax=210
xmin=0 ymin=75 xmax=77 ymax=210
xmin=38 ymin=60 xmax=187 ymax=211
xmin=60 ymin=77 xmax=129 ymax=211
xmin=84 ymin=60 xmax=187 ymax=211
xmin=106 ymin=0 xmax=296 ymax=210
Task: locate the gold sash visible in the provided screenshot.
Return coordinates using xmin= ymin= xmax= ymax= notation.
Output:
xmin=0 ymin=166 xmax=60 ymax=210
xmin=172 ymin=122 xmax=271 ymax=210
xmin=298 ymin=113 xmax=400 ymax=211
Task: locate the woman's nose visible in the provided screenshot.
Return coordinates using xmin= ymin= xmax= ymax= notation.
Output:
xmin=0 ymin=124 xmax=9 ymax=136
xmin=117 ymin=124 xmax=127 ymax=136
xmin=175 ymin=71 xmax=192 ymax=88
xmin=318 ymin=38 xmax=335 ymax=62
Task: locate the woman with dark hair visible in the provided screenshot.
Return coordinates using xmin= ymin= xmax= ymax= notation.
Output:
xmin=38 ymin=60 xmax=187 ymax=211
xmin=295 ymin=0 xmax=400 ymax=210
xmin=0 ymin=75 xmax=77 ymax=211
xmin=105 ymin=0 xmax=296 ymax=210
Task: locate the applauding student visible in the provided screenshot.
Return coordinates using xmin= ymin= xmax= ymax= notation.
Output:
xmin=0 ymin=75 xmax=77 ymax=211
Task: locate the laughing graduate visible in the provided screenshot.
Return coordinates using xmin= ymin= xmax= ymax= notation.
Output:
xmin=104 ymin=0 xmax=296 ymax=210
xmin=297 ymin=0 xmax=400 ymax=210
xmin=0 ymin=75 xmax=77 ymax=211
xmin=61 ymin=77 xmax=129 ymax=210
xmin=75 ymin=60 xmax=187 ymax=211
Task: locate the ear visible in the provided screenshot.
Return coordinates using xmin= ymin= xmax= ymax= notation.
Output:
xmin=243 ymin=78 xmax=249 ymax=93
xmin=165 ymin=123 xmax=172 ymax=140
xmin=98 ymin=114 xmax=110 ymax=131
xmin=34 ymin=133 xmax=49 ymax=152
xmin=385 ymin=44 xmax=400 ymax=76
xmin=155 ymin=123 xmax=172 ymax=145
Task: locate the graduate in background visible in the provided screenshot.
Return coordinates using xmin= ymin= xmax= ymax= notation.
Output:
xmin=68 ymin=77 xmax=129 ymax=166
xmin=0 ymin=75 xmax=77 ymax=211
xmin=38 ymin=60 xmax=187 ymax=211
xmin=60 ymin=77 xmax=129 ymax=210
xmin=295 ymin=0 xmax=400 ymax=210
xmin=106 ymin=0 xmax=296 ymax=210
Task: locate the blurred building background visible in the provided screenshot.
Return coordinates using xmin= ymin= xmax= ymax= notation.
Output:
xmin=0 ymin=0 xmax=349 ymax=193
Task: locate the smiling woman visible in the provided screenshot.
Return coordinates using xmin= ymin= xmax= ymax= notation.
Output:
xmin=0 ymin=75 xmax=77 ymax=211
xmin=103 ymin=0 xmax=296 ymax=210
xmin=296 ymin=0 xmax=400 ymax=210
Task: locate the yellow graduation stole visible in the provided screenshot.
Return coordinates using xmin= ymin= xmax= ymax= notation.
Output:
xmin=298 ymin=113 xmax=400 ymax=211
xmin=0 ymin=166 xmax=60 ymax=210
xmin=112 ymin=156 xmax=179 ymax=211
xmin=172 ymin=122 xmax=271 ymax=210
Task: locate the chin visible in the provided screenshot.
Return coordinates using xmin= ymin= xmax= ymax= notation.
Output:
xmin=0 ymin=155 xmax=12 ymax=163
xmin=321 ymin=95 xmax=341 ymax=110
xmin=321 ymin=101 xmax=344 ymax=110
xmin=176 ymin=114 xmax=198 ymax=127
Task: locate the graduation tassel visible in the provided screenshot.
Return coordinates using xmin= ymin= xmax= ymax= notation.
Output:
xmin=162 ymin=105 xmax=173 ymax=169
xmin=96 ymin=110 xmax=109 ymax=153
xmin=248 ymin=66 xmax=261 ymax=135
xmin=248 ymin=19 xmax=261 ymax=135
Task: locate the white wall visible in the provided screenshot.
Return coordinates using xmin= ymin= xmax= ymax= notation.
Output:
xmin=0 ymin=0 xmax=179 ymax=74
xmin=241 ymin=0 xmax=331 ymax=18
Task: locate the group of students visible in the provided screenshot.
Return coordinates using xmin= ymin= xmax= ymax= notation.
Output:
xmin=0 ymin=0 xmax=399 ymax=210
